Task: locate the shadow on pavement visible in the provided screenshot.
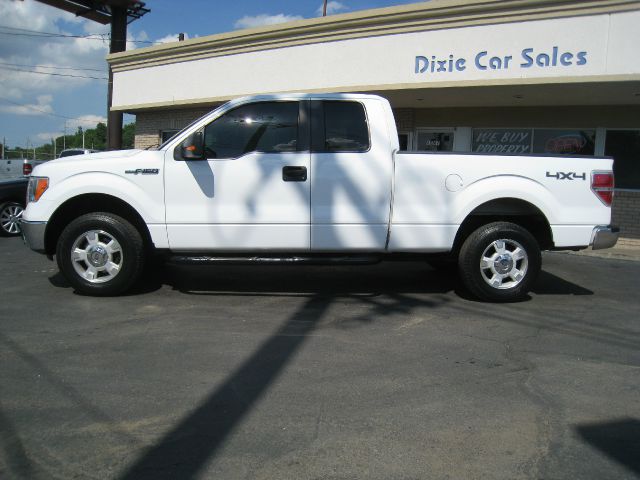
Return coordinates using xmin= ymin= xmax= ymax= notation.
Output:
xmin=0 ymin=400 xmax=39 ymax=479
xmin=48 ymin=259 xmax=596 ymax=301
xmin=163 ymin=261 xmax=452 ymax=296
xmin=116 ymin=291 xmax=447 ymax=479
xmin=575 ymin=418 xmax=640 ymax=476
xmin=532 ymin=270 xmax=593 ymax=296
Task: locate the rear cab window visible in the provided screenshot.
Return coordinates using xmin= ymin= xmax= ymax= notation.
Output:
xmin=311 ymin=101 xmax=370 ymax=153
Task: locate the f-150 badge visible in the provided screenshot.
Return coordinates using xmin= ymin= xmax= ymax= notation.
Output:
xmin=546 ymin=171 xmax=586 ymax=180
xmin=125 ymin=168 xmax=159 ymax=175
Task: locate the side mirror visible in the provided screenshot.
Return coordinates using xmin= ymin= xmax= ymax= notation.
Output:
xmin=174 ymin=131 xmax=205 ymax=161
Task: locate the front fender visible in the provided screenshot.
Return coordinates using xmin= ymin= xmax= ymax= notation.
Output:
xmin=25 ymin=171 xmax=164 ymax=224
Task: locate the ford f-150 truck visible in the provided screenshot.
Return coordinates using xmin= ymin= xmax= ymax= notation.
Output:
xmin=21 ymin=93 xmax=618 ymax=301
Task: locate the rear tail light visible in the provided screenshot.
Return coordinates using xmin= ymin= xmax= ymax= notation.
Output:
xmin=591 ymin=171 xmax=614 ymax=206
xmin=23 ymin=162 xmax=33 ymax=175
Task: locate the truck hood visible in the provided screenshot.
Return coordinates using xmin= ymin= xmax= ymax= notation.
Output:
xmin=49 ymin=149 xmax=142 ymax=165
xmin=32 ymin=149 xmax=160 ymax=178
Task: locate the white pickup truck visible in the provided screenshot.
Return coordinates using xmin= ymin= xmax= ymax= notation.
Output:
xmin=21 ymin=93 xmax=618 ymax=301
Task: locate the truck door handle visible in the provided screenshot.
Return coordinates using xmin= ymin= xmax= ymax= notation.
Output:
xmin=282 ymin=166 xmax=307 ymax=182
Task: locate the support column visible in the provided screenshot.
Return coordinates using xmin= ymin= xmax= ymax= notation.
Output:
xmin=107 ymin=7 xmax=127 ymax=150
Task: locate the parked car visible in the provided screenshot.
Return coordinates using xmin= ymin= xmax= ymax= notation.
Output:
xmin=59 ymin=149 xmax=100 ymax=158
xmin=21 ymin=93 xmax=618 ymax=300
xmin=0 ymin=158 xmax=48 ymax=180
xmin=0 ymin=178 xmax=28 ymax=236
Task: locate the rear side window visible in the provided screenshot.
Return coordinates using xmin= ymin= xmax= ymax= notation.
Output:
xmin=323 ymin=101 xmax=370 ymax=152
xmin=203 ymin=102 xmax=299 ymax=158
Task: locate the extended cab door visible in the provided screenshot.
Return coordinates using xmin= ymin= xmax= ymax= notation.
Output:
xmin=310 ymin=99 xmax=393 ymax=251
xmin=164 ymin=101 xmax=311 ymax=250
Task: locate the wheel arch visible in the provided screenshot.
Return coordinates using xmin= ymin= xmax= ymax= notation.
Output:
xmin=452 ymin=197 xmax=553 ymax=255
xmin=44 ymin=193 xmax=152 ymax=256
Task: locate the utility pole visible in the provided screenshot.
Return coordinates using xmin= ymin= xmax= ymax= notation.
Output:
xmin=1 ymin=137 xmax=4 ymax=159
xmin=63 ymin=121 xmax=67 ymax=150
xmin=53 ymin=138 xmax=56 ymax=159
xmin=323 ymin=0 xmax=328 ymax=16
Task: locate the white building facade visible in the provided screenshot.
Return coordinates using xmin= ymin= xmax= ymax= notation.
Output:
xmin=108 ymin=0 xmax=640 ymax=244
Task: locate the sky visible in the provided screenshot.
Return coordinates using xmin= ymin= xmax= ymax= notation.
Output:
xmin=0 ymin=0 xmax=418 ymax=150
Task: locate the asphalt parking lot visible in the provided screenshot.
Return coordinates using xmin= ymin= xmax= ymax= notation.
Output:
xmin=1 ymin=236 xmax=639 ymax=480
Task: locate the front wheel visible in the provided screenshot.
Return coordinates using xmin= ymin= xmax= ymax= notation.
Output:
xmin=458 ymin=222 xmax=541 ymax=302
xmin=0 ymin=201 xmax=24 ymax=237
xmin=56 ymin=213 xmax=145 ymax=296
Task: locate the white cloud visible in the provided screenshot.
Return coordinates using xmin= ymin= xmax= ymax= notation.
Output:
xmin=0 ymin=1 xmax=187 ymax=147
xmin=70 ymin=114 xmax=107 ymax=128
xmin=0 ymin=0 xmax=110 ymax=100
xmin=234 ymin=14 xmax=304 ymax=30
xmin=0 ymin=95 xmax=53 ymax=116
xmin=317 ymin=1 xmax=349 ymax=16
xmin=154 ymin=33 xmax=190 ymax=45
xmin=36 ymin=131 xmax=61 ymax=141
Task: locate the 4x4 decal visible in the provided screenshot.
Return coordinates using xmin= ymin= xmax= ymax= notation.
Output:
xmin=546 ymin=171 xmax=586 ymax=180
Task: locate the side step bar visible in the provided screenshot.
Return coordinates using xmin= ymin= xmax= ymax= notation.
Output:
xmin=168 ymin=254 xmax=383 ymax=266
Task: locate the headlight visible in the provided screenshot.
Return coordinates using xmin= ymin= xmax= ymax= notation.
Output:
xmin=27 ymin=176 xmax=49 ymax=203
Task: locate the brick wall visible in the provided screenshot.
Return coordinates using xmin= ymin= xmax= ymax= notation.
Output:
xmin=393 ymin=108 xmax=414 ymax=131
xmin=134 ymin=108 xmax=211 ymax=149
xmin=612 ymin=190 xmax=640 ymax=246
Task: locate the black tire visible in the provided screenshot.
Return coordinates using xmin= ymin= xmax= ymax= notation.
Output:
xmin=0 ymin=201 xmax=24 ymax=237
xmin=458 ymin=222 xmax=541 ymax=302
xmin=56 ymin=212 xmax=145 ymax=296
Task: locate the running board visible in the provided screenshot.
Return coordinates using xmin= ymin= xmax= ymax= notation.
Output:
xmin=167 ymin=254 xmax=382 ymax=266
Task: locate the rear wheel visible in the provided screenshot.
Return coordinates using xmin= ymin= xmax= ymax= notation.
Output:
xmin=458 ymin=222 xmax=541 ymax=302
xmin=56 ymin=213 xmax=145 ymax=296
xmin=0 ymin=201 xmax=24 ymax=237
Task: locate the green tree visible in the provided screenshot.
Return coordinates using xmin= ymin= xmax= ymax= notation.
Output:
xmin=123 ymin=122 xmax=135 ymax=149
xmin=94 ymin=122 xmax=107 ymax=150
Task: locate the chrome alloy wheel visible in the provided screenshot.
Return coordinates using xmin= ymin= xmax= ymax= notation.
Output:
xmin=479 ymin=239 xmax=529 ymax=289
xmin=0 ymin=203 xmax=24 ymax=235
xmin=70 ymin=230 xmax=123 ymax=283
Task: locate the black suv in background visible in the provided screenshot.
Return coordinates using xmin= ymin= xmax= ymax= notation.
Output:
xmin=0 ymin=178 xmax=28 ymax=236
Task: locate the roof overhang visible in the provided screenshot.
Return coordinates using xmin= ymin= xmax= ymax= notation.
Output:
xmin=34 ymin=0 xmax=149 ymax=24
xmin=107 ymin=0 xmax=640 ymax=72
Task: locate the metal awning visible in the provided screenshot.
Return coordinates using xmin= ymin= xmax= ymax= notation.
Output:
xmin=34 ymin=0 xmax=149 ymax=24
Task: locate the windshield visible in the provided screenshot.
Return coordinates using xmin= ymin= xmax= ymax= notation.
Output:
xmin=59 ymin=150 xmax=84 ymax=157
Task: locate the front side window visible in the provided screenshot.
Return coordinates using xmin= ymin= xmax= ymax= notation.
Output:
xmin=203 ymin=102 xmax=299 ymax=158
xmin=323 ymin=101 xmax=370 ymax=152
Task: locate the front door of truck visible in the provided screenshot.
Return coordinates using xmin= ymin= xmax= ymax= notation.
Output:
xmin=164 ymin=101 xmax=311 ymax=250
xmin=310 ymin=99 xmax=393 ymax=251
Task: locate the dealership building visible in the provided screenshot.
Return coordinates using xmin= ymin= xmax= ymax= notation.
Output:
xmin=107 ymin=0 xmax=640 ymax=245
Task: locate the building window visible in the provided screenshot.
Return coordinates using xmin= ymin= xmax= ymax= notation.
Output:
xmin=605 ymin=130 xmax=640 ymax=190
xmin=471 ymin=128 xmax=597 ymax=156
xmin=161 ymin=130 xmax=180 ymax=143
xmin=415 ymin=129 xmax=455 ymax=151
xmin=398 ymin=132 xmax=413 ymax=151
xmin=472 ymin=129 xmax=532 ymax=154
xmin=532 ymin=129 xmax=595 ymax=156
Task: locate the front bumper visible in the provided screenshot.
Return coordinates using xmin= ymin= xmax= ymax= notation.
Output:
xmin=591 ymin=225 xmax=619 ymax=250
xmin=21 ymin=220 xmax=47 ymax=253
